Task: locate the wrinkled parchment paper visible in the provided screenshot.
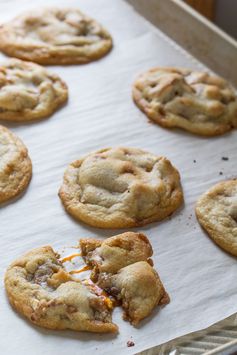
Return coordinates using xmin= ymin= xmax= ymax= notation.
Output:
xmin=0 ymin=0 xmax=236 ymax=354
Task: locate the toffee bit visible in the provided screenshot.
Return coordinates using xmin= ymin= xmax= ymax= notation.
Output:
xmin=127 ymin=341 xmax=135 ymax=347
xmin=222 ymin=157 xmax=229 ymax=161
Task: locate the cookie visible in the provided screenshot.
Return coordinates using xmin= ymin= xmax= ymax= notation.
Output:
xmin=5 ymin=246 xmax=117 ymax=333
xmin=133 ymin=67 xmax=237 ymax=136
xmin=80 ymin=232 xmax=153 ymax=275
xmin=196 ymin=180 xmax=237 ymax=256
xmin=0 ymin=59 xmax=68 ymax=122
xmin=0 ymin=8 xmax=112 ymax=65
xmin=5 ymin=233 xmax=169 ymax=330
xmin=59 ymin=147 xmax=183 ymax=228
xmin=97 ymin=261 xmax=169 ymax=325
xmin=0 ymin=125 xmax=32 ymax=204
xmin=80 ymin=232 xmax=170 ymax=325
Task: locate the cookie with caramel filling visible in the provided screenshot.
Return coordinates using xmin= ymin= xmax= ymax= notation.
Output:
xmin=80 ymin=232 xmax=170 ymax=325
xmin=5 ymin=233 xmax=170 ymax=330
xmin=5 ymin=246 xmax=117 ymax=333
xmin=80 ymin=231 xmax=153 ymax=277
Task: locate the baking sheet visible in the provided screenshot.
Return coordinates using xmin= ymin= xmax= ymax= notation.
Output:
xmin=0 ymin=0 xmax=237 ymax=354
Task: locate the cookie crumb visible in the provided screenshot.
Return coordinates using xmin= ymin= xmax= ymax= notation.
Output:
xmin=219 ymin=172 xmax=223 ymax=175
xmin=127 ymin=341 xmax=135 ymax=347
xmin=222 ymin=157 xmax=229 ymax=161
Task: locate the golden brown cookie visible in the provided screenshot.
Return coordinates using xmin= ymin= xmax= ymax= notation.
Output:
xmin=0 ymin=59 xmax=68 ymax=122
xmin=0 ymin=8 xmax=112 ymax=65
xmin=59 ymin=147 xmax=183 ymax=229
xmin=97 ymin=261 xmax=169 ymax=325
xmin=80 ymin=232 xmax=153 ymax=275
xmin=80 ymin=232 xmax=170 ymax=325
xmin=5 ymin=233 xmax=169 ymax=330
xmin=0 ymin=125 xmax=32 ymax=204
xmin=196 ymin=180 xmax=237 ymax=256
xmin=133 ymin=67 xmax=237 ymax=136
xmin=5 ymin=246 xmax=117 ymax=333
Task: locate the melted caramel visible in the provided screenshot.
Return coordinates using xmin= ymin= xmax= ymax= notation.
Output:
xmin=69 ymin=265 xmax=92 ymax=274
xmin=83 ymin=279 xmax=114 ymax=310
xmin=61 ymin=253 xmax=81 ymax=263
xmin=104 ymin=297 xmax=114 ymax=310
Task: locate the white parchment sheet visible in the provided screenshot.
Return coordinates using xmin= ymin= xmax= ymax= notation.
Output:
xmin=0 ymin=0 xmax=236 ymax=354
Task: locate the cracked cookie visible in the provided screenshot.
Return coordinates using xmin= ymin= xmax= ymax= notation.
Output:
xmin=0 ymin=59 xmax=68 ymax=122
xmin=5 ymin=233 xmax=169 ymax=331
xmin=5 ymin=246 xmax=117 ymax=333
xmin=80 ymin=232 xmax=170 ymax=325
xmin=133 ymin=67 xmax=237 ymax=136
xmin=0 ymin=8 xmax=112 ymax=65
xmin=0 ymin=125 xmax=32 ymax=204
xmin=59 ymin=147 xmax=183 ymax=228
xmin=196 ymin=180 xmax=237 ymax=256
xmin=80 ymin=232 xmax=153 ymax=276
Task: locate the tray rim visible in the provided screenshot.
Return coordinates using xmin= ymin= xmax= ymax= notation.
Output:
xmin=126 ymin=0 xmax=237 ymax=86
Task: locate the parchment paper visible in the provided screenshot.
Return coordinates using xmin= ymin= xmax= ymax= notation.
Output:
xmin=0 ymin=0 xmax=236 ymax=354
